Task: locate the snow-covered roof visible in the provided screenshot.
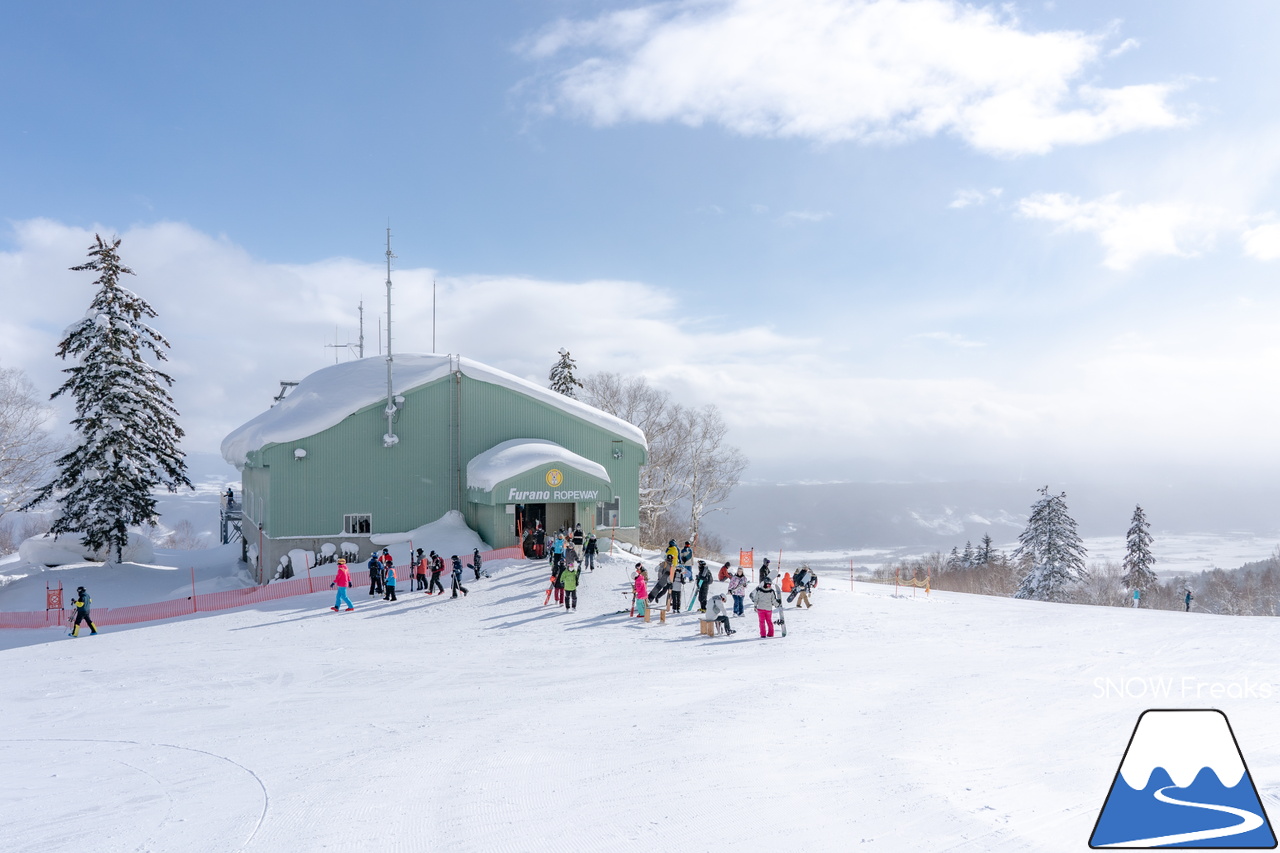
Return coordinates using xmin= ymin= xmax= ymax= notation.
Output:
xmin=467 ymin=439 xmax=611 ymax=493
xmin=220 ymin=354 xmax=647 ymax=467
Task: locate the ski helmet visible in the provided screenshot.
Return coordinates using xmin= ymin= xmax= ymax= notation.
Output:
xmin=77 ymin=586 xmax=85 ymax=594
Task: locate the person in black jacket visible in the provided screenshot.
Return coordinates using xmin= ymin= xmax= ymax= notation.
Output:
xmin=470 ymin=547 xmax=483 ymax=581
xmin=583 ymin=534 xmax=598 ymax=571
xmin=450 ymin=555 xmax=469 ymax=598
xmin=427 ymin=551 xmax=445 ymax=595
xmin=367 ymin=553 xmax=384 ymax=596
xmin=695 ymin=560 xmax=713 ymax=613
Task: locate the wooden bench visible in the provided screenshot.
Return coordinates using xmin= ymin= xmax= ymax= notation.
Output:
xmin=698 ymin=618 xmax=725 ymax=636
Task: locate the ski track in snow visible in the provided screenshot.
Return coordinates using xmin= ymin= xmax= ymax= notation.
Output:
xmin=4 ymin=552 xmax=1280 ymax=850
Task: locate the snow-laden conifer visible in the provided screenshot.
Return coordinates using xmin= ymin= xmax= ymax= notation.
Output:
xmin=977 ymin=533 xmax=997 ymax=566
xmin=1121 ymin=504 xmax=1157 ymax=592
xmin=26 ymin=235 xmax=192 ymax=562
xmin=961 ymin=540 xmax=976 ymax=568
xmin=1012 ymin=486 xmax=1088 ymax=602
xmin=548 ymin=348 xmax=583 ymax=398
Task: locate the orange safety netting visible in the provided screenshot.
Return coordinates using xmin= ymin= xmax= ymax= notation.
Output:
xmin=0 ymin=546 xmax=525 ymax=630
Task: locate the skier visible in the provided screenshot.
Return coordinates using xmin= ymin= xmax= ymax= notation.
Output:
xmin=633 ymin=564 xmax=648 ymax=618
xmin=750 ymin=579 xmax=780 ymax=638
xmin=551 ymin=553 xmax=566 ymax=604
xmin=695 ymin=560 xmax=713 ymax=613
xmin=564 ymin=540 xmax=579 ymax=571
xmin=718 ymin=561 xmax=731 ymax=582
xmin=758 ymin=557 xmax=772 ymax=584
xmin=532 ymin=525 xmax=545 ymax=559
xmin=330 ymin=559 xmax=355 ymax=611
xmin=470 ymin=547 xmax=483 ymax=581
xmin=414 ymin=548 xmax=428 ymax=590
xmin=69 ymin=586 xmax=98 ymax=637
xmin=428 ymin=551 xmax=446 ymax=595
xmin=551 ymin=533 xmax=565 ymax=567
xmin=1185 ymin=589 xmax=1193 ymax=612
xmin=572 ymin=523 xmax=584 ymax=548
xmin=562 ymin=560 xmax=581 ymax=611
xmin=648 ymin=554 xmax=675 ymax=603
xmin=367 ymin=552 xmax=383 ymax=596
xmin=727 ymin=568 xmax=749 ymax=617
xmin=450 ymin=555 xmax=469 ymax=598
xmin=706 ymin=593 xmax=735 ymax=636
xmin=379 ymin=548 xmax=394 ymax=582
xmin=669 ymin=565 xmax=684 ymax=612
xmin=1132 ymin=588 xmax=1141 ymax=609
xmin=583 ymin=534 xmax=598 ymax=571
xmin=383 ymin=562 xmax=398 ymax=601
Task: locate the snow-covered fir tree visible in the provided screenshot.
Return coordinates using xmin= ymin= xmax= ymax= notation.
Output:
xmin=976 ymin=533 xmax=997 ymax=566
xmin=1121 ymin=504 xmax=1157 ymax=592
xmin=1012 ymin=486 xmax=1089 ymax=602
xmin=548 ymin=348 xmax=583 ymax=398
xmin=26 ymin=235 xmax=191 ymax=562
xmin=946 ymin=546 xmax=961 ymax=571
xmin=961 ymin=540 xmax=976 ymax=568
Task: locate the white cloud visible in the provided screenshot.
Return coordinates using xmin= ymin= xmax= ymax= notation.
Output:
xmin=1241 ymin=222 xmax=1280 ymax=261
xmin=949 ymin=187 xmax=1003 ymax=209
xmin=782 ymin=209 xmax=832 ymax=223
xmin=911 ymin=332 xmax=985 ymax=348
xmin=1017 ymin=192 xmax=1238 ymax=270
xmin=9 ymin=219 xmax=1280 ymax=483
xmin=523 ymin=0 xmax=1188 ymax=155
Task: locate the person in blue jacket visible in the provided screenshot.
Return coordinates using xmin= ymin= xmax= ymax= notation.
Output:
xmin=451 ymin=555 xmax=469 ymax=598
xmin=69 ymin=586 xmax=97 ymax=637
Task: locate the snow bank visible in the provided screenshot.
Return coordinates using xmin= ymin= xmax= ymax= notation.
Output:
xmin=19 ymin=532 xmax=156 ymax=567
xmin=467 ymin=439 xmax=610 ymax=492
xmin=220 ymin=354 xmax=646 ymax=467
xmin=370 ymin=510 xmax=489 ymax=556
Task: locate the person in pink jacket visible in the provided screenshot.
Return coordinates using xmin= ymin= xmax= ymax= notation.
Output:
xmin=330 ymin=559 xmax=355 ymax=611
xmin=633 ymin=564 xmax=648 ymax=618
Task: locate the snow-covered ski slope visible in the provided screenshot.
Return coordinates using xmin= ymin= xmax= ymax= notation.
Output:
xmin=3 ymin=551 xmax=1279 ymax=852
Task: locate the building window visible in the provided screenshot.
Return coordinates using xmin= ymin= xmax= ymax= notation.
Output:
xmin=595 ymin=497 xmax=620 ymax=529
xmin=344 ymin=514 xmax=372 ymax=535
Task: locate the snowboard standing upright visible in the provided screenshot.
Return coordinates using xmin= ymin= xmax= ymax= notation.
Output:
xmin=776 ymin=602 xmax=787 ymax=637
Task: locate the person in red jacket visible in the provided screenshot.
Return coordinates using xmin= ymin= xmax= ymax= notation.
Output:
xmin=331 ymin=559 xmax=355 ymax=611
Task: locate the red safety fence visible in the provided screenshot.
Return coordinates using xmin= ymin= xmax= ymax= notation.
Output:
xmin=0 ymin=546 xmax=526 ymax=630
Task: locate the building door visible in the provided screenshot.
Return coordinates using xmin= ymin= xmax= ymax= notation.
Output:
xmin=544 ymin=502 xmax=575 ymax=534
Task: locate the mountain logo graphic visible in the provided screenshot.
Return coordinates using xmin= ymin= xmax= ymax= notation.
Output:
xmin=1090 ymin=709 xmax=1276 ymax=848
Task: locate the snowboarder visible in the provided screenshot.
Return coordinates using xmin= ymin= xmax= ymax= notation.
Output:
xmin=679 ymin=540 xmax=693 ymax=571
xmin=367 ymin=552 xmax=383 ymax=596
xmin=1185 ymin=589 xmax=1193 ymax=612
xmin=758 ymin=557 xmax=772 ymax=584
xmin=750 ymin=579 xmax=780 ymax=638
xmin=562 ymin=561 xmax=581 ymax=611
xmin=792 ymin=567 xmax=815 ymax=609
xmin=727 ymin=568 xmax=749 ymax=616
xmin=330 ymin=559 xmax=355 ymax=611
xmin=695 ymin=560 xmax=713 ymax=612
xmin=633 ymin=564 xmax=648 ymax=618
xmin=583 ymin=534 xmax=598 ymax=571
xmin=414 ymin=548 xmax=428 ymax=590
xmin=470 ymin=548 xmax=483 ymax=581
xmin=648 ymin=554 xmax=674 ymax=602
xmin=428 ymin=551 xmax=446 ymax=595
xmin=706 ymin=593 xmax=735 ymax=636
xmin=383 ymin=563 xmax=398 ymax=601
xmin=450 ymin=555 xmax=469 ymax=598
xmin=665 ymin=540 xmax=679 ymax=567
xmin=69 ymin=586 xmax=97 ymax=636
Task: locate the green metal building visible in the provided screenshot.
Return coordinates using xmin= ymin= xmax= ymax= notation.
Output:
xmin=221 ymin=354 xmax=646 ymax=580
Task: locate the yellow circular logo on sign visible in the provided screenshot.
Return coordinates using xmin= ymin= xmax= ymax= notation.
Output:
xmin=545 ymin=469 xmax=564 ymax=488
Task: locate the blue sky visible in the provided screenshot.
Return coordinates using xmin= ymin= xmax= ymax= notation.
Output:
xmin=4 ymin=1 xmax=1280 ymax=485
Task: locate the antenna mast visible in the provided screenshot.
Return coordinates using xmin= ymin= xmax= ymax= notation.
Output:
xmin=382 ymin=228 xmax=400 ymax=447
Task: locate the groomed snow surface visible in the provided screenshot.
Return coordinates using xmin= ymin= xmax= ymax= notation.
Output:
xmin=4 ymin=551 xmax=1280 ymax=852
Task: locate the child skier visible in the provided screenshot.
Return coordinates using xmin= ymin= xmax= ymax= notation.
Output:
xmin=69 ymin=586 xmax=97 ymax=636
xmin=633 ymin=564 xmax=648 ymax=618
xmin=695 ymin=560 xmax=713 ymax=612
xmin=428 ymin=552 xmax=445 ymax=595
xmin=331 ymin=559 xmax=355 ymax=611
xmin=669 ymin=566 xmax=684 ymax=612
xmin=367 ymin=552 xmax=383 ymax=596
xmin=707 ymin=593 xmax=735 ymax=636
xmin=384 ymin=562 xmax=398 ymax=601
xmin=562 ymin=560 xmax=581 ymax=611
xmin=414 ymin=548 xmax=428 ymax=590
xmin=450 ymin=555 xmax=469 ymax=598
xmin=727 ymin=568 xmax=749 ymax=616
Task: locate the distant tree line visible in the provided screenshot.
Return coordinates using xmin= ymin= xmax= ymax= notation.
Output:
xmin=875 ymin=489 xmax=1280 ymax=617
